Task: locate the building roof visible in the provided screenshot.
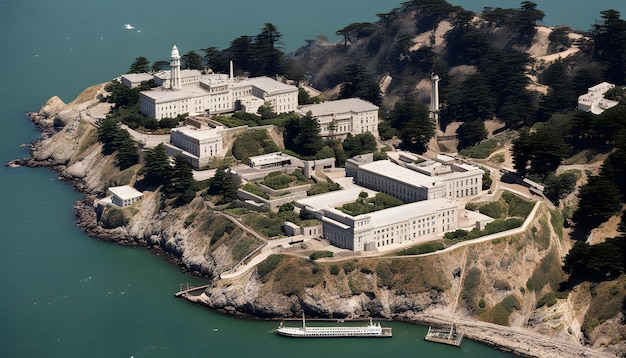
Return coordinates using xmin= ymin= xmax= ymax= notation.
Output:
xmin=171 ymin=125 xmax=222 ymax=141
xmin=121 ymin=73 xmax=154 ymax=83
xmin=359 ymin=198 xmax=457 ymax=226
xmin=298 ymin=98 xmax=378 ymax=117
xmin=358 ymin=160 xmax=440 ymax=188
xmin=248 ymin=152 xmax=293 ymax=166
xmin=140 ymin=85 xmax=210 ymax=103
xmin=296 ymin=187 xmax=374 ymax=212
xmin=244 ymin=76 xmax=297 ymax=95
xmin=154 ymin=69 xmax=202 ymax=81
xmin=108 ymin=185 xmax=143 ymax=200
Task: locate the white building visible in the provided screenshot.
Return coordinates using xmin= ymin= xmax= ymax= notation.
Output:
xmin=297 ymin=98 xmax=379 ymax=139
xmin=137 ymin=46 xmax=299 ymax=120
xmin=120 ymin=73 xmax=154 ymax=88
xmin=577 ymin=82 xmax=619 ymax=115
xmin=295 ymin=188 xmax=458 ymax=251
xmin=348 ymin=159 xmax=482 ymax=202
xmin=166 ymin=125 xmax=224 ymax=169
xmin=108 ymin=185 xmax=143 ymax=207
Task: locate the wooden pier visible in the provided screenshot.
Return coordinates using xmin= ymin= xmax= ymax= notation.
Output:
xmin=174 ymin=283 xmax=211 ymax=297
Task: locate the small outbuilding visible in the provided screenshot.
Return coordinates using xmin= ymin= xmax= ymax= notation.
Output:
xmin=108 ymin=185 xmax=143 ymax=207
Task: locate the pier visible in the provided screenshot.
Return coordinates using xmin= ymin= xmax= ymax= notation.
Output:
xmin=174 ymin=283 xmax=211 ymax=297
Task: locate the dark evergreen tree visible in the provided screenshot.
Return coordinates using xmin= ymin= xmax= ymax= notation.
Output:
xmin=128 ymin=56 xmax=150 ymax=74
xmin=167 ymin=155 xmax=194 ymax=195
xmin=202 ymin=46 xmax=229 ymax=73
xmin=182 ymin=51 xmax=204 ymax=70
xmin=283 ymin=112 xmax=324 ymax=157
xmin=338 ymin=63 xmax=382 ymax=106
xmin=591 ymin=10 xmax=626 ymax=84
xmin=151 ymin=60 xmax=170 ymax=72
xmin=573 ymin=175 xmax=622 ymax=226
xmin=144 ymin=144 xmax=171 ymax=185
xmin=207 ymin=166 xmax=240 ymax=204
xmin=457 ymin=120 xmax=488 ymax=149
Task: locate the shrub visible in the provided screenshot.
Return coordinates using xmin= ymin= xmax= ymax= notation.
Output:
xmin=102 ymin=207 xmax=126 ymax=229
xmin=479 ymin=201 xmax=506 ymax=218
xmin=329 ymin=264 xmax=341 ymax=276
xmin=396 ymin=242 xmax=445 ymax=255
xmin=343 ymin=261 xmax=356 ymax=274
xmin=309 ymin=250 xmax=334 ymax=260
xmin=257 ymin=255 xmax=284 ymax=280
xmin=241 ymin=183 xmax=269 ymax=199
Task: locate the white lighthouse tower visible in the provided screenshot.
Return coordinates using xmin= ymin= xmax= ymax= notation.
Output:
xmin=170 ymin=45 xmax=181 ymax=90
xmin=430 ymin=72 xmax=440 ymax=125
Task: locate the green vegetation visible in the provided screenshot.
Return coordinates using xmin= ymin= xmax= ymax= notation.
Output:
xmin=536 ymin=291 xmax=568 ymax=308
xmin=462 ymin=267 xmax=483 ymax=313
xmin=257 ymin=254 xmax=284 ymax=281
xmin=564 ymin=238 xmax=626 ymax=283
xmin=460 ymin=139 xmax=499 ymax=159
xmin=231 ymin=236 xmax=263 ymax=262
xmin=309 ymin=251 xmax=334 ymax=260
xmin=395 ymin=242 xmax=445 ymax=256
xmin=307 ymin=181 xmax=341 ymax=196
xmin=337 ymin=192 xmax=404 ymax=216
xmin=231 ymin=130 xmax=280 ymax=163
xmin=97 ymin=118 xmax=139 ymax=170
xmin=101 ymin=207 xmax=128 ymax=229
xmin=482 ymin=295 xmax=521 ymax=326
xmin=444 ymin=218 xmax=523 ymax=242
xmin=261 ymin=169 xmax=308 ymax=190
xmin=530 ymin=248 xmax=564 ymax=292
xmin=241 ymin=183 xmax=269 ymax=199
xmin=581 ymin=278 xmax=626 ymax=337
xmin=387 ymin=94 xmax=434 ymax=154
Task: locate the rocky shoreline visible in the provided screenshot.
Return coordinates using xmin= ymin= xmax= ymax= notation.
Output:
xmin=9 ymin=92 xmax=620 ymax=358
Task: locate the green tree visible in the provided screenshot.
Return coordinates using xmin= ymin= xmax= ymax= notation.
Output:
xmin=573 ymin=176 xmax=622 ymax=227
xmin=115 ymin=132 xmax=139 ymax=169
xmin=182 ymin=51 xmax=204 ymax=70
xmin=389 ymin=95 xmax=434 ymax=153
xmin=250 ymin=23 xmax=285 ymax=77
xmin=202 ymin=46 xmax=229 ymax=73
xmin=128 ymin=56 xmax=150 ymax=74
xmin=167 ymin=155 xmax=194 ymax=195
xmin=151 ymin=60 xmax=170 ymax=72
xmin=144 ymin=144 xmax=171 ymax=185
xmin=338 ymin=63 xmax=382 ymax=106
xmin=342 ymin=132 xmax=377 ymax=157
xmin=208 ymin=166 xmax=240 ymax=204
xmin=457 ymin=120 xmax=488 ymax=149
xmin=591 ymin=9 xmax=626 ymax=84
xmin=284 ymin=112 xmax=324 ymax=157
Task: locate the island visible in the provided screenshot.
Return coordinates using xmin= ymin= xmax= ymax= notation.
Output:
xmin=14 ymin=1 xmax=626 ymax=357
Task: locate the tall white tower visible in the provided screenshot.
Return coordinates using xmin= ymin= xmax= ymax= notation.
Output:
xmin=430 ymin=72 xmax=440 ymax=124
xmin=170 ymin=45 xmax=181 ymax=90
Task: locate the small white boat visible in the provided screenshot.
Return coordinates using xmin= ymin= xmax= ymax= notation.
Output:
xmin=124 ymin=24 xmax=135 ymax=30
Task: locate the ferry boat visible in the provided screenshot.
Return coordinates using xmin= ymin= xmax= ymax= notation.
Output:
xmin=273 ymin=315 xmax=392 ymax=338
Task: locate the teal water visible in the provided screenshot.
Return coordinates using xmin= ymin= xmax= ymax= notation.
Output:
xmin=1 ymin=1 xmax=623 ymax=357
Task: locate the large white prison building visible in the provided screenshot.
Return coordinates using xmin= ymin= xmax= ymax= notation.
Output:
xmin=132 ymin=46 xmax=299 ymax=120
xmin=347 ymin=159 xmax=483 ymax=202
xmin=297 ymin=98 xmax=379 ymax=139
xmin=165 ymin=125 xmax=224 ymax=169
xmin=295 ymin=188 xmax=458 ymax=251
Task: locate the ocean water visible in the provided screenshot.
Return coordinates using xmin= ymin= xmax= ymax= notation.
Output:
xmin=1 ymin=1 xmax=623 ymax=357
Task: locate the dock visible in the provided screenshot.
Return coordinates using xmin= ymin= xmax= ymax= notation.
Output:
xmin=424 ymin=324 xmax=464 ymax=346
xmin=174 ymin=283 xmax=211 ymax=297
